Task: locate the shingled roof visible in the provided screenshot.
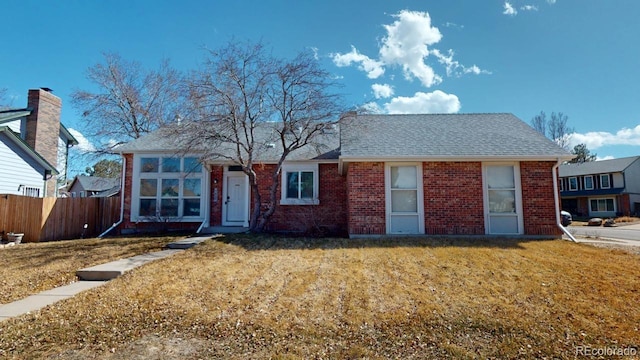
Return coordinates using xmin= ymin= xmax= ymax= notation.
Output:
xmin=340 ymin=113 xmax=572 ymax=160
xmin=559 ymin=156 xmax=640 ymax=177
xmin=115 ymin=121 xmax=340 ymax=162
xmin=117 ymin=113 xmax=572 ymax=163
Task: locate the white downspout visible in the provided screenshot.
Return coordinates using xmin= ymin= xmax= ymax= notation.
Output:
xmin=196 ymin=164 xmax=211 ymax=234
xmin=553 ymin=159 xmax=577 ymax=242
xmin=99 ymin=156 xmax=126 ymax=238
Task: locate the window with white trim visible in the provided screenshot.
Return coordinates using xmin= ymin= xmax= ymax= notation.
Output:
xmin=280 ymin=163 xmax=319 ymax=205
xmin=568 ymin=177 xmax=578 ymax=191
xmin=133 ymin=155 xmax=204 ymax=220
xmin=600 ymin=174 xmax=610 ymax=189
xmin=590 ymin=198 xmax=615 ymax=212
xmin=22 ymin=186 xmax=41 ymax=197
xmin=559 ymin=178 xmax=564 ymax=191
xmin=584 ymin=175 xmax=594 ymax=190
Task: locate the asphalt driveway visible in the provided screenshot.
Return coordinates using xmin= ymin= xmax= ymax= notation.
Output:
xmin=568 ymin=222 xmax=640 ymax=243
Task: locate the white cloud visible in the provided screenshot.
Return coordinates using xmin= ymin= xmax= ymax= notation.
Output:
xmin=358 ymin=102 xmax=384 ymax=114
xmin=371 ymin=83 xmax=394 ymax=99
xmin=384 ymin=90 xmax=460 ymax=114
xmin=547 ymin=0 xmax=557 ymax=4
xmin=444 ymin=22 xmax=464 ymax=29
xmin=68 ymin=128 xmax=96 ymax=153
xmin=569 ymin=124 xmax=640 ymax=149
xmin=331 ymin=10 xmax=485 ymax=90
xmin=379 ymin=10 xmax=443 ymax=87
xmin=521 ymin=5 xmax=538 ymax=11
xmin=596 ymin=155 xmax=614 ymax=161
xmin=331 ymin=46 xmax=385 ymax=79
xmin=310 ymin=47 xmax=319 ymax=60
xmin=431 ymin=49 xmax=491 ymax=77
xmin=503 ymin=2 xmax=518 ymax=16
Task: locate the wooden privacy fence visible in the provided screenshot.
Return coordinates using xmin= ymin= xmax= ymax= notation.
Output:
xmin=0 ymin=194 xmax=120 ymax=242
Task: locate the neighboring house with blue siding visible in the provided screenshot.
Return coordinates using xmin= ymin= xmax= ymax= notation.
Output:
xmin=559 ymin=156 xmax=640 ymax=218
xmin=0 ymin=88 xmax=78 ymax=197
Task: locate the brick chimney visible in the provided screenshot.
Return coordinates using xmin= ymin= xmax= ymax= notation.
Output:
xmin=25 ymin=88 xmax=61 ymax=197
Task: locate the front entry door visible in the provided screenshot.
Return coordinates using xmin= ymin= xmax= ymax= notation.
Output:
xmin=224 ymin=175 xmax=247 ymax=224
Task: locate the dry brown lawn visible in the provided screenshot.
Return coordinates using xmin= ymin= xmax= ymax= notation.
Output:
xmin=0 ymin=236 xmax=179 ymax=304
xmin=0 ymin=235 xmax=638 ymax=359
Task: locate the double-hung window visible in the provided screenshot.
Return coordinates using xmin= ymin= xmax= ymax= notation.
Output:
xmin=280 ymin=163 xmax=319 ymax=205
xmin=134 ymin=155 xmax=204 ymax=220
xmin=600 ymin=174 xmax=610 ymax=189
xmin=584 ymin=176 xmax=594 ymax=190
xmin=568 ymin=177 xmax=578 ymax=191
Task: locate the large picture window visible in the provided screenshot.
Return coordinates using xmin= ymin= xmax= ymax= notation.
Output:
xmin=590 ymin=198 xmax=615 ymax=212
xmin=280 ymin=163 xmax=319 ymax=205
xmin=133 ymin=156 xmax=204 ymax=220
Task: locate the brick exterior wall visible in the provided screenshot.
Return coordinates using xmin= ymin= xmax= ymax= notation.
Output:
xmin=423 ymin=162 xmax=485 ymax=235
xmin=520 ymin=161 xmax=563 ymax=236
xmin=619 ymin=194 xmax=631 ymax=216
xmin=119 ymin=157 xmax=561 ymax=237
xmin=209 ymin=165 xmax=224 ymax=226
xmin=346 ymin=162 xmax=386 ymax=234
xmin=26 ymin=89 xmax=61 ymax=196
xmin=251 ymin=163 xmax=348 ymax=235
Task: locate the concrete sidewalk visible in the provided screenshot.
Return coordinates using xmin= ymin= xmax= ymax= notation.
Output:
xmin=0 ymin=235 xmax=212 ymax=322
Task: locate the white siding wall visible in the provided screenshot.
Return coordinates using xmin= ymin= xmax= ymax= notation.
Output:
xmin=624 ymin=160 xmax=640 ymax=193
xmin=4 ymin=118 xmax=23 ymax=134
xmin=612 ymin=172 xmax=624 ymax=188
xmin=0 ymin=133 xmax=44 ymax=196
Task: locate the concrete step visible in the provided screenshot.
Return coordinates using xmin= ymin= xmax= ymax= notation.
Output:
xmin=166 ymin=235 xmax=213 ymax=249
xmin=76 ymin=249 xmax=182 ymax=281
xmin=200 ymin=226 xmax=249 ymax=234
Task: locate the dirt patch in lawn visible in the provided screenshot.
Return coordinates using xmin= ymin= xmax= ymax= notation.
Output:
xmin=0 ymin=236 xmax=181 ymax=304
xmin=0 ymin=235 xmax=638 ymax=359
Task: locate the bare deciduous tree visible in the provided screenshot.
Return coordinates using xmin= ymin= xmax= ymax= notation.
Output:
xmin=71 ymin=53 xmax=184 ymax=153
xmin=182 ymin=41 xmax=344 ymax=232
xmin=530 ymin=111 xmax=574 ymax=150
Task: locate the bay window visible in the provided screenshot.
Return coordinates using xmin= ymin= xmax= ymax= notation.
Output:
xmin=132 ymin=155 xmax=204 ymax=220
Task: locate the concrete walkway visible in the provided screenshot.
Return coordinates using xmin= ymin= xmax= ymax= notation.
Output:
xmin=0 ymin=235 xmax=212 ymax=322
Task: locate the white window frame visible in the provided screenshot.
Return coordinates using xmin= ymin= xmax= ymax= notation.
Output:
xmin=590 ymin=198 xmax=615 ymax=213
xmin=584 ymin=175 xmax=594 ymax=190
xmin=568 ymin=177 xmax=578 ymax=191
xmin=131 ymin=154 xmax=206 ymax=222
xmin=482 ymin=162 xmax=524 ymax=235
xmin=385 ymin=162 xmax=425 ymax=235
xmin=600 ymin=174 xmax=610 ymax=189
xmin=280 ymin=163 xmax=319 ymax=205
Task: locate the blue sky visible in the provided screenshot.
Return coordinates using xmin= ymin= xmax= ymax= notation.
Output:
xmin=2 ymin=0 xmax=640 ymax=168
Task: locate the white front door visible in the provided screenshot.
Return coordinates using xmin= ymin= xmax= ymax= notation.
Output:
xmin=386 ymin=163 xmax=424 ymax=234
xmin=224 ymin=175 xmax=248 ymax=225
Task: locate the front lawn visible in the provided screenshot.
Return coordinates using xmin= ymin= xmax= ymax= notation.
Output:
xmin=0 ymin=236 xmax=180 ymax=304
xmin=0 ymin=236 xmax=638 ymax=359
